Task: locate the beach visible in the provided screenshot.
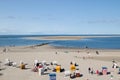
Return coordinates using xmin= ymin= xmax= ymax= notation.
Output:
xmin=0 ymin=36 xmax=120 ymax=80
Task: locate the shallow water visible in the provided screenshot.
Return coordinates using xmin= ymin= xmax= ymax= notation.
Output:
xmin=0 ymin=35 xmax=120 ymax=49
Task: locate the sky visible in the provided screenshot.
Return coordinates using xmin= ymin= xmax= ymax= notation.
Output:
xmin=0 ymin=0 xmax=120 ymax=35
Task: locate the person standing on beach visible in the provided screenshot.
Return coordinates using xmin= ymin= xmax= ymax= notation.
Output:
xmin=96 ymin=51 xmax=99 ymax=55
xmin=55 ymin=52 xmax=57 ymax=54
xmin=3 ymin=48 xmax=7 ymax=53
xmin=88 ymin=67 xmax=91 ymax=74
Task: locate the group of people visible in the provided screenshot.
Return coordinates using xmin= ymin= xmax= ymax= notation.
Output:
xmin=4 ymin=59 xmax=17 ymax=67
xmin=4 ymin=59 xmax=27 ymax=69
xmin=33 ymin=60 xmax=48 ymax=73
xmin=4 ymin=58 xmax=27 ymax=70
xmin=33 ymin=60 xmax=82 ymax=78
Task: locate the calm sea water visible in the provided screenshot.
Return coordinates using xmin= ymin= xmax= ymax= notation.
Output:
xmin=0 ymin=35 xmax=120 ymax=49
xmin=50 ymin=37 xmax=120 ymax=49
xmin=0 ymin=35 xmax=49 ymax=47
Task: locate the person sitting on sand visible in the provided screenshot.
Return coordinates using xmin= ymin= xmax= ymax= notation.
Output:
xmin=70 ymin=62 xmax=76 ymax=71
xmin=20 ymin=61 xmax=25 ymax=69
xmin=55 ymin=64 xmax=61 ymax=72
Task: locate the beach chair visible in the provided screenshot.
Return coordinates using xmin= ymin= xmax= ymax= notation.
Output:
xmin=4 ymin=59 xmax=12 ymax=66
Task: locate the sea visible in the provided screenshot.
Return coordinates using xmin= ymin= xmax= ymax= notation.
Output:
xmin=0 ymin=35 xmax=120 ymax=49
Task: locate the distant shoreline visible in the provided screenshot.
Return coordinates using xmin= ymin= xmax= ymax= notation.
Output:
xmin=24 ymin=35 xmax=113 ymax=40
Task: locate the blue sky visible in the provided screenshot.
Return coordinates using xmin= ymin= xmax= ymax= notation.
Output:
xmin=0 ymin=0 xmax=120 ymax=35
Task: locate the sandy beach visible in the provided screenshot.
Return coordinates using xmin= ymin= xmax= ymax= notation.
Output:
xmin=0 ymin=36 xmax=120 ymax=80
xmin=0 ymin=45 xmax=120 ymax=80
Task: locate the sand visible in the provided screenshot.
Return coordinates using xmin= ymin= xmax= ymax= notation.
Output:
xmin=25 ymin=35 xmax=111 ymax=40
xmin=0 ymin=45 xmax=120 ymax=80
xmin=0 ymin=36 xmax=120 ymax=80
